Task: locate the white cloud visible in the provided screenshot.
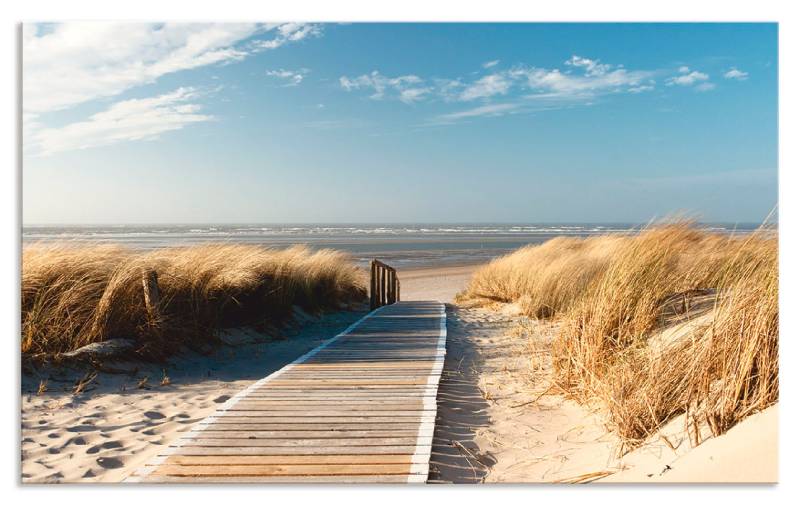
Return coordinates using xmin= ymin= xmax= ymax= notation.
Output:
xmin=724 ymin=67 xmax=749 ymax=80
xmin=459 ymin=74 xmax=512 ymax=101
xmin=23 ymin=22 xmax=323 ymax=155
xmin=695 ymin=82 xmax=716 ymax=92
xmin=398 ymin=87 xmax=430 ymax=104
xmin=341 ymin=55 xmax=660 ymax=125
xmin=27 ymin=87 xmax=213 ymax=156
xmin=339 ymin=71 xmax=429 ymax=103
xmin=511 ymin=65 xmax=651 ymax=96
xmin=432 ymin=103 xmax=522 ymax=124
xmin=266 ymin=68 xmax=310 ymax=86
xmin=628 ymin=85 xmax=655 ymax=93
xmin=23 ymin=23 xmax=265 ymax=114
xmin=564 ymin=55 xmax=611 ymax=77
xmin=252 ymin=23 xmax=322 ymax=50
xmin=666 ymin=69 xmax=709 ymax=86
xmin=342 ymin=55 xmax=652 ymax=109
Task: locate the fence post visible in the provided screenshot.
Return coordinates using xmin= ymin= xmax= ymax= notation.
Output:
xmin=379 ymin=267 xmax=386 ymax=307
xmin=369 ymin=260 xmax=400 ymax=309
xmin=369 ymin=260 xmax=377 ymax=310
xmin=142 ymin=269 xmax=161 ymax=326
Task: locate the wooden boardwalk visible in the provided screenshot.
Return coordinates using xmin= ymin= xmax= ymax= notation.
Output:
xmin=125 ymin=300 xmax=446 ymax=483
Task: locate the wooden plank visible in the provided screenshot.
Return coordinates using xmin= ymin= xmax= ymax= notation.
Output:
xmin=193 ymin=430 xmax=420 ymax=439
xmin=151 ymin=463 xmax=420 ymax=477
xmin=202 ymin=416 xmax=433 ymax=423
xmin=126 ymin=301 xmax=446 ymax=484
xmin=191 ymin=423 xmax=425 ymax=431
xmin=176 ymin=437 xmax=421 ymax=447
xmin=168 ymin=445 xmax=426 ymax=456
xmin=140 ymin=475 xmax=412 ymax=483
xmin=164 ymin=454 xmax=415 ymax=465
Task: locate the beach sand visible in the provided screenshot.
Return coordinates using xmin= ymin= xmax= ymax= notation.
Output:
xmin=397 ymin=264 xmax=478 ymax=303
xmin=20 ymin=263 xmax=478 ymax=484
xmin=20 ymin=263 xmax=776 ymax=484
xmin=430 ymin=303 xmax=778 ymax=483
xmin=21 ymin=310 xmax=367 ymax=483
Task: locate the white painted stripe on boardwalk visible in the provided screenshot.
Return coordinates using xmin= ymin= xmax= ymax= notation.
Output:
xmin=122 ymin=305 xmax=390 ymax=483
xmin=408 ymin=301 xmax=447 ymax=484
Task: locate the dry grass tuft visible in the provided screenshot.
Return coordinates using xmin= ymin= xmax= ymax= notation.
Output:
xmin=22 ymin=243 xmax=366 ymax=360
xmin=459 ymin=221 xmax=778 ymax=449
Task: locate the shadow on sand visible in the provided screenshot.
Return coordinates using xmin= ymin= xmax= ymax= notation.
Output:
xmin=428 ymin=305 xmax=495 ymax=483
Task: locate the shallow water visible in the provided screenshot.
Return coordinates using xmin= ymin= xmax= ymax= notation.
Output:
xmin=22 ymin=223 xmax=761 ymax=269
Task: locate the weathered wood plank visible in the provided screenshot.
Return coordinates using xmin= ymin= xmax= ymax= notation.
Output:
xmin=163 ymin=454 xmax=415 ymax=465
xmin=167 ymin=445 xmax=426 ymax=456
xmin=152 ymin=463 xmax=421 ymax=477
xmin=127 ymin=301 xmax=446 ymax=484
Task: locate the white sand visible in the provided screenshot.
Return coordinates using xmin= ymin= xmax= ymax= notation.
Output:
xmin=398 ymin=264 xmax=478 ymax=303
xmin=21 ymin=310 xmax=367 ymax=483
xmin=430 ymin=303 xmax=778 ymax=483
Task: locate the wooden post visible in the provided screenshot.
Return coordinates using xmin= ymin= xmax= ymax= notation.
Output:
xmin=369 ymin=261 xmax=377 ymax=310
xmin=369 ymin=260 xmax=400 ymax=309
xmin=142 ymin=269 xmax=161 ymax=325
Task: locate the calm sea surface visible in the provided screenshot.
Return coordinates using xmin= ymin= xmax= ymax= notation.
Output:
xmin=22 ymin=223 xmax=763 ymax=269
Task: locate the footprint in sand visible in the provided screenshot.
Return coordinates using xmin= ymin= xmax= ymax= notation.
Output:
xmin=67 ymin=424 xmax=98 ymax=433
xmin=82 ymin=469 xmax=96 ymax=478
xmin=66 ymin=436 xmax=87 ymax=446
xmin=214 ymin=395 xmax=231 ymax=403
xmin=47 ymin=433 xmax=59 ymax=439
xmin=143 ymin=411 xmax=165 ymax=420
xmin=86 ymin=441 xmax=123 ymax=454
xmin=96 ymin=457 xmax=123 ymax=469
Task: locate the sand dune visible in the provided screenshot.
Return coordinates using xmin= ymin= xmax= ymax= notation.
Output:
xmin=21 ymin=263 xmax=777 ymax=484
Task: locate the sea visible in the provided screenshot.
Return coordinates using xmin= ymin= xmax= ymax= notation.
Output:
xmin=21 ymin=223 xmax=764 ymax=270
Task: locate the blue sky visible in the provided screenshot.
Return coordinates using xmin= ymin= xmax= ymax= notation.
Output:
xmin=22 ymin=23 xmax=777 ymax=224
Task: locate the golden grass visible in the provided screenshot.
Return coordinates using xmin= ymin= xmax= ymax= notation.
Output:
xmin=458 ymin=222 xmax=778 ymax=448
xmin=22 ymin=243 xmax=366 ymax=359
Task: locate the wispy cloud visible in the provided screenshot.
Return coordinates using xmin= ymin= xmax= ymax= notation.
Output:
xmin=23 ymin=22 xmax=322 ymax=154
xmin=431 ymin=103 xmax=522 ymax=124
xmin=665 ymin=67 xmax=711 ymax=89
xmin=27 ymin=87 xmax=213 ymax=157
xmin=23 ymin=23 xmax=261 ymax=114
xmin=724 ymin=67 xmax=749 ymax=80
xmin=459 ymin=74 xmax=512 ymax=101
xmin=340 ymin=55 xmax=655 ymax=122
xmin=339 ymin=71 xmax=430 ymax=104
xmin=251 ymin=23 xmax=322 ymax=50
xmin=266 ymin=68 xmax=310 ymax=87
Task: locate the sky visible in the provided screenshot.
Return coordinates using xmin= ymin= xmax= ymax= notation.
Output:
xmin=22 ymin=23 xmax=778 ymax=224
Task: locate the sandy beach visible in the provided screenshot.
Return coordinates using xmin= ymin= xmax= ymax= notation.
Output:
xmin=21 ymin=310 xmax=367 ymax=483
xmin=21 ymin=262 xmax=776 ymax=483
xmin=20 ymin=264 xmax=478 ymax=484
xmin=428 ymin=303 xmax=777 ymax=483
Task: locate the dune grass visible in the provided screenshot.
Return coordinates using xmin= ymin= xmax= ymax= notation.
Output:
xmin=22 ymin=243 xmax=366 ymax=360
xmin=458 ymin=222 xmax=778 ymax=448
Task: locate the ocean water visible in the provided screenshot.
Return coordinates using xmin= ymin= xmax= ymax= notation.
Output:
xmin=21 ymin=223 xmax=762 ymax=269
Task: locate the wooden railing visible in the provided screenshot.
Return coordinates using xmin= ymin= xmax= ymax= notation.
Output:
xmin=370 ymin=260 xmax=400 ymax=310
